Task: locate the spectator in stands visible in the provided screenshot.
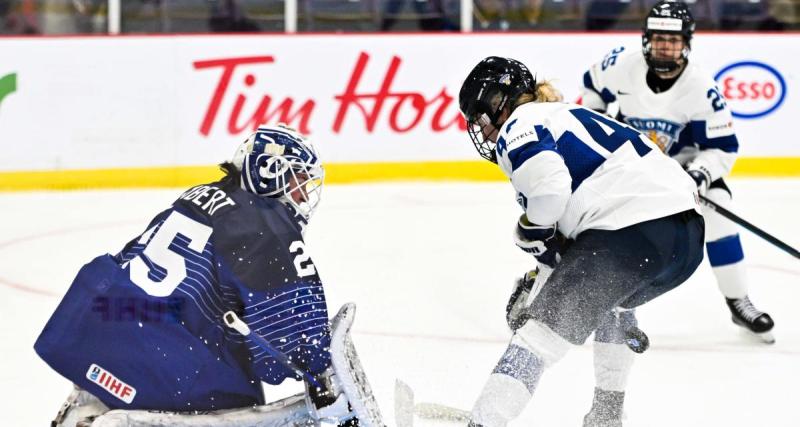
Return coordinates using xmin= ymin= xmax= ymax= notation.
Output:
xmin=208 ymin=0 xmax=260 ymax=32
xmin=381 ymin=0 xmax=457 ymax=31
xmin=585 ymin=0 xmax=631 ymax=31
xmin=1 ymin=0 xmax=39 ymax=34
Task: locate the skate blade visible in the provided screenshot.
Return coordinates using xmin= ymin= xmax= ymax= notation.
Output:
xmin=756 ymin=331 xmax=776 ymax=345
xmin=737 ymin=327 xmax=776 ymax=345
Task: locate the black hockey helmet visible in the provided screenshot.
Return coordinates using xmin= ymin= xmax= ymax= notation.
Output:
xmin=642 ymin=0 xmax=695 ymax=74
xmin=459 ymin=56 xmax=536 ymax=163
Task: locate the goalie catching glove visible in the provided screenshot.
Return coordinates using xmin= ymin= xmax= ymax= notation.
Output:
xmin=513 ymin=214 xmax=563 ymax=268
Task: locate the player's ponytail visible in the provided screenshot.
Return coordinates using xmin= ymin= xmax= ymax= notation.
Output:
xmin=218 ymin=161 xmax=240 ymax=185
xmin=534 ymin=81 xmax=563 ymax=103
xmin=514 ymin=80 xmax=563 ymax=107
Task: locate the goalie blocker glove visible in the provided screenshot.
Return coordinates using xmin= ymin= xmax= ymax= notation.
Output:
xmin=513 ymin=214 xmax=562 ymax=268
xmin=306 ymin=369 xmax=359 ymax=425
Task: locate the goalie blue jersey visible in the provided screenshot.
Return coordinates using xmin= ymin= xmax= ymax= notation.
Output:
xmin=35 ymin=178 xmax=331 ymax=411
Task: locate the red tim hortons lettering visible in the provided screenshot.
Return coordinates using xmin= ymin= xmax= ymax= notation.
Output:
xmin=193 ymin=56 xmax=315 ymax=136
xmin=333 ymin=52 xmax=466 ymax=134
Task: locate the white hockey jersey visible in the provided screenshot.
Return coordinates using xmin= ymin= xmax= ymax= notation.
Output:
xmin=580 ymin=47 xmax=738 ymax=183
xmin=496 ymin=101 xmax=699 ymax=239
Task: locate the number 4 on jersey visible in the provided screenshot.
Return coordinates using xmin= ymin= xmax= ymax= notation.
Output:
xmin=570 ymin=108 xmax=653 ymax=157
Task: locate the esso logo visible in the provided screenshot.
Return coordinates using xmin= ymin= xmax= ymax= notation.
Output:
xmin=714 ymin=61 xmax=786 ymax=119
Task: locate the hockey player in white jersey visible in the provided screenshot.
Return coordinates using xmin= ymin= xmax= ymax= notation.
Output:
xmin=459 ymin=56 xmax=705 ymax=427
xmin=580 ymin=0 xmax=775 ymax=343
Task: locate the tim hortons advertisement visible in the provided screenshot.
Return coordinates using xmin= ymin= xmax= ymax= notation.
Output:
xmin=0 ymin=33 xmax=796 ymax=172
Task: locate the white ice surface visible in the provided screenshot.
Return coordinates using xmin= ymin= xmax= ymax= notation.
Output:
xmin=0 ymin=179 xmax=798 ymax=426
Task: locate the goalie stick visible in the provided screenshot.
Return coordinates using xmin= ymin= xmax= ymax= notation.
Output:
xmin=699 ymin=195 xmax=800 ymax=259
xmin=394 ymin=379 xmax=470 ymax=426
xmin=226 ymin=304 xmax=386 ymax=427
xmin=224 ymin=311 xmax=323 ymax=389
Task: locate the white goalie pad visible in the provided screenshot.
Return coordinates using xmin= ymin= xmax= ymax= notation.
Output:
xmin=329 ymin=303 xmax=386 ymax=427
xmin=88 ymin=393 xmax=314 ymax=427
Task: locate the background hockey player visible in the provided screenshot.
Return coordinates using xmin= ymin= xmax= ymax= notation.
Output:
xmin=34 ymin=125 xmax=363 ymax=426
xmin=458 ymin=56 xmax=705 ymax=427
xmin=579 ymin=0 xmax=775 ymax=343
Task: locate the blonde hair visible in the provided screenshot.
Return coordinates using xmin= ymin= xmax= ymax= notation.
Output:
xmin=514 ymin=80 xmax=564 ymax=107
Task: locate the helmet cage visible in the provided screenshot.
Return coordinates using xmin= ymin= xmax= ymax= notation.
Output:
xmin=463 ymin=83 xmax=509 ymax=163
xmin=459 ymin=56 xmax=535 ymax=164
xmin=237 ymin=126 xmax=324 ymax=220
xmin=642 ymin=1 xmax=695 ymax=74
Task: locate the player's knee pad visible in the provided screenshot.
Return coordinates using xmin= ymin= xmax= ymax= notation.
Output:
xmin=513 ymin=320 xmax=571 ymax=367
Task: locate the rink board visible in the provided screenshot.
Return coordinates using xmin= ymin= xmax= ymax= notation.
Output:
xmin=0 ymin=33 xmax=798 ymax=188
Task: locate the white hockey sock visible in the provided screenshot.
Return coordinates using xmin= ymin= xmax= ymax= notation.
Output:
xmin=713 ymin=261 xmax=748 ymax=299
xmin=471 ymin=322 xmax=571 ymax=427
xmin=471 ymin=373 xmax=533 ymax=427
xmin=593 ymin=341 xmax=634 ymax=392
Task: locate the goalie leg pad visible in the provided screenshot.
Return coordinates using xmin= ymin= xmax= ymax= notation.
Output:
xmin=90 ymin=393 xmax=313 ymax=427
xmin=53 ymin=386 xmax=109 ymax=427
xmin=328 ymin=303 xmax=385 ymax=427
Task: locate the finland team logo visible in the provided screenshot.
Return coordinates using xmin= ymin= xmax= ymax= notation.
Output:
xmin=625 ymin=117 xmax=684 ymax=153
xmin=714 ymin=61 xmax=786 ymax=119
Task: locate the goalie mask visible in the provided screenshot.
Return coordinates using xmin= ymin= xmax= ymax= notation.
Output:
xmin=642 ymin=0 xmax=695 ymax=75
xmin=459 ymin=56 xmax=536 ymax=163
xmin=233 ymin=125 xmax=324 ymax=220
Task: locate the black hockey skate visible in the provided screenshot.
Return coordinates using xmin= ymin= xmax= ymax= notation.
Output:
xmin=726 ymin=296 xmax=775 ymax=344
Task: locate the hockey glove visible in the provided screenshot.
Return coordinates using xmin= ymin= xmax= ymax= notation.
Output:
xmin=686 ymin=166 xmax=711 ymax=196
xmin=306 ymin=369 xmax=356 ymax=424
xmin=506 ymin=270 xmax=536 ymax=330
xmin=513 ymin=214 xmax=561 ymax=268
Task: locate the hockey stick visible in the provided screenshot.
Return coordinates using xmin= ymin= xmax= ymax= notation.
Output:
xmin=699 ymin=195 xmax=800 ymax=259
xmin=226 ymin=307 xmax=386 ymax=427
xmin=223 ymin=311 xmax=323 ymax=389
xmin=394 ymin=379 xmax=470 ymax=426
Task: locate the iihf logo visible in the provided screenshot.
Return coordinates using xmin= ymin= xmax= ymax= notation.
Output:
xmin=86 ymin=363 xmax=137 ymax=404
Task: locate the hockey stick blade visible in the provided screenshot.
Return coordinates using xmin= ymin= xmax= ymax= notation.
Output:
xmin=395 ymin=379 xmax=471 ymax=425
xmin=394 ymin=380 xmax=414 ymax=427
xmin=699 ymin=195 xmax=800 ymax=260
